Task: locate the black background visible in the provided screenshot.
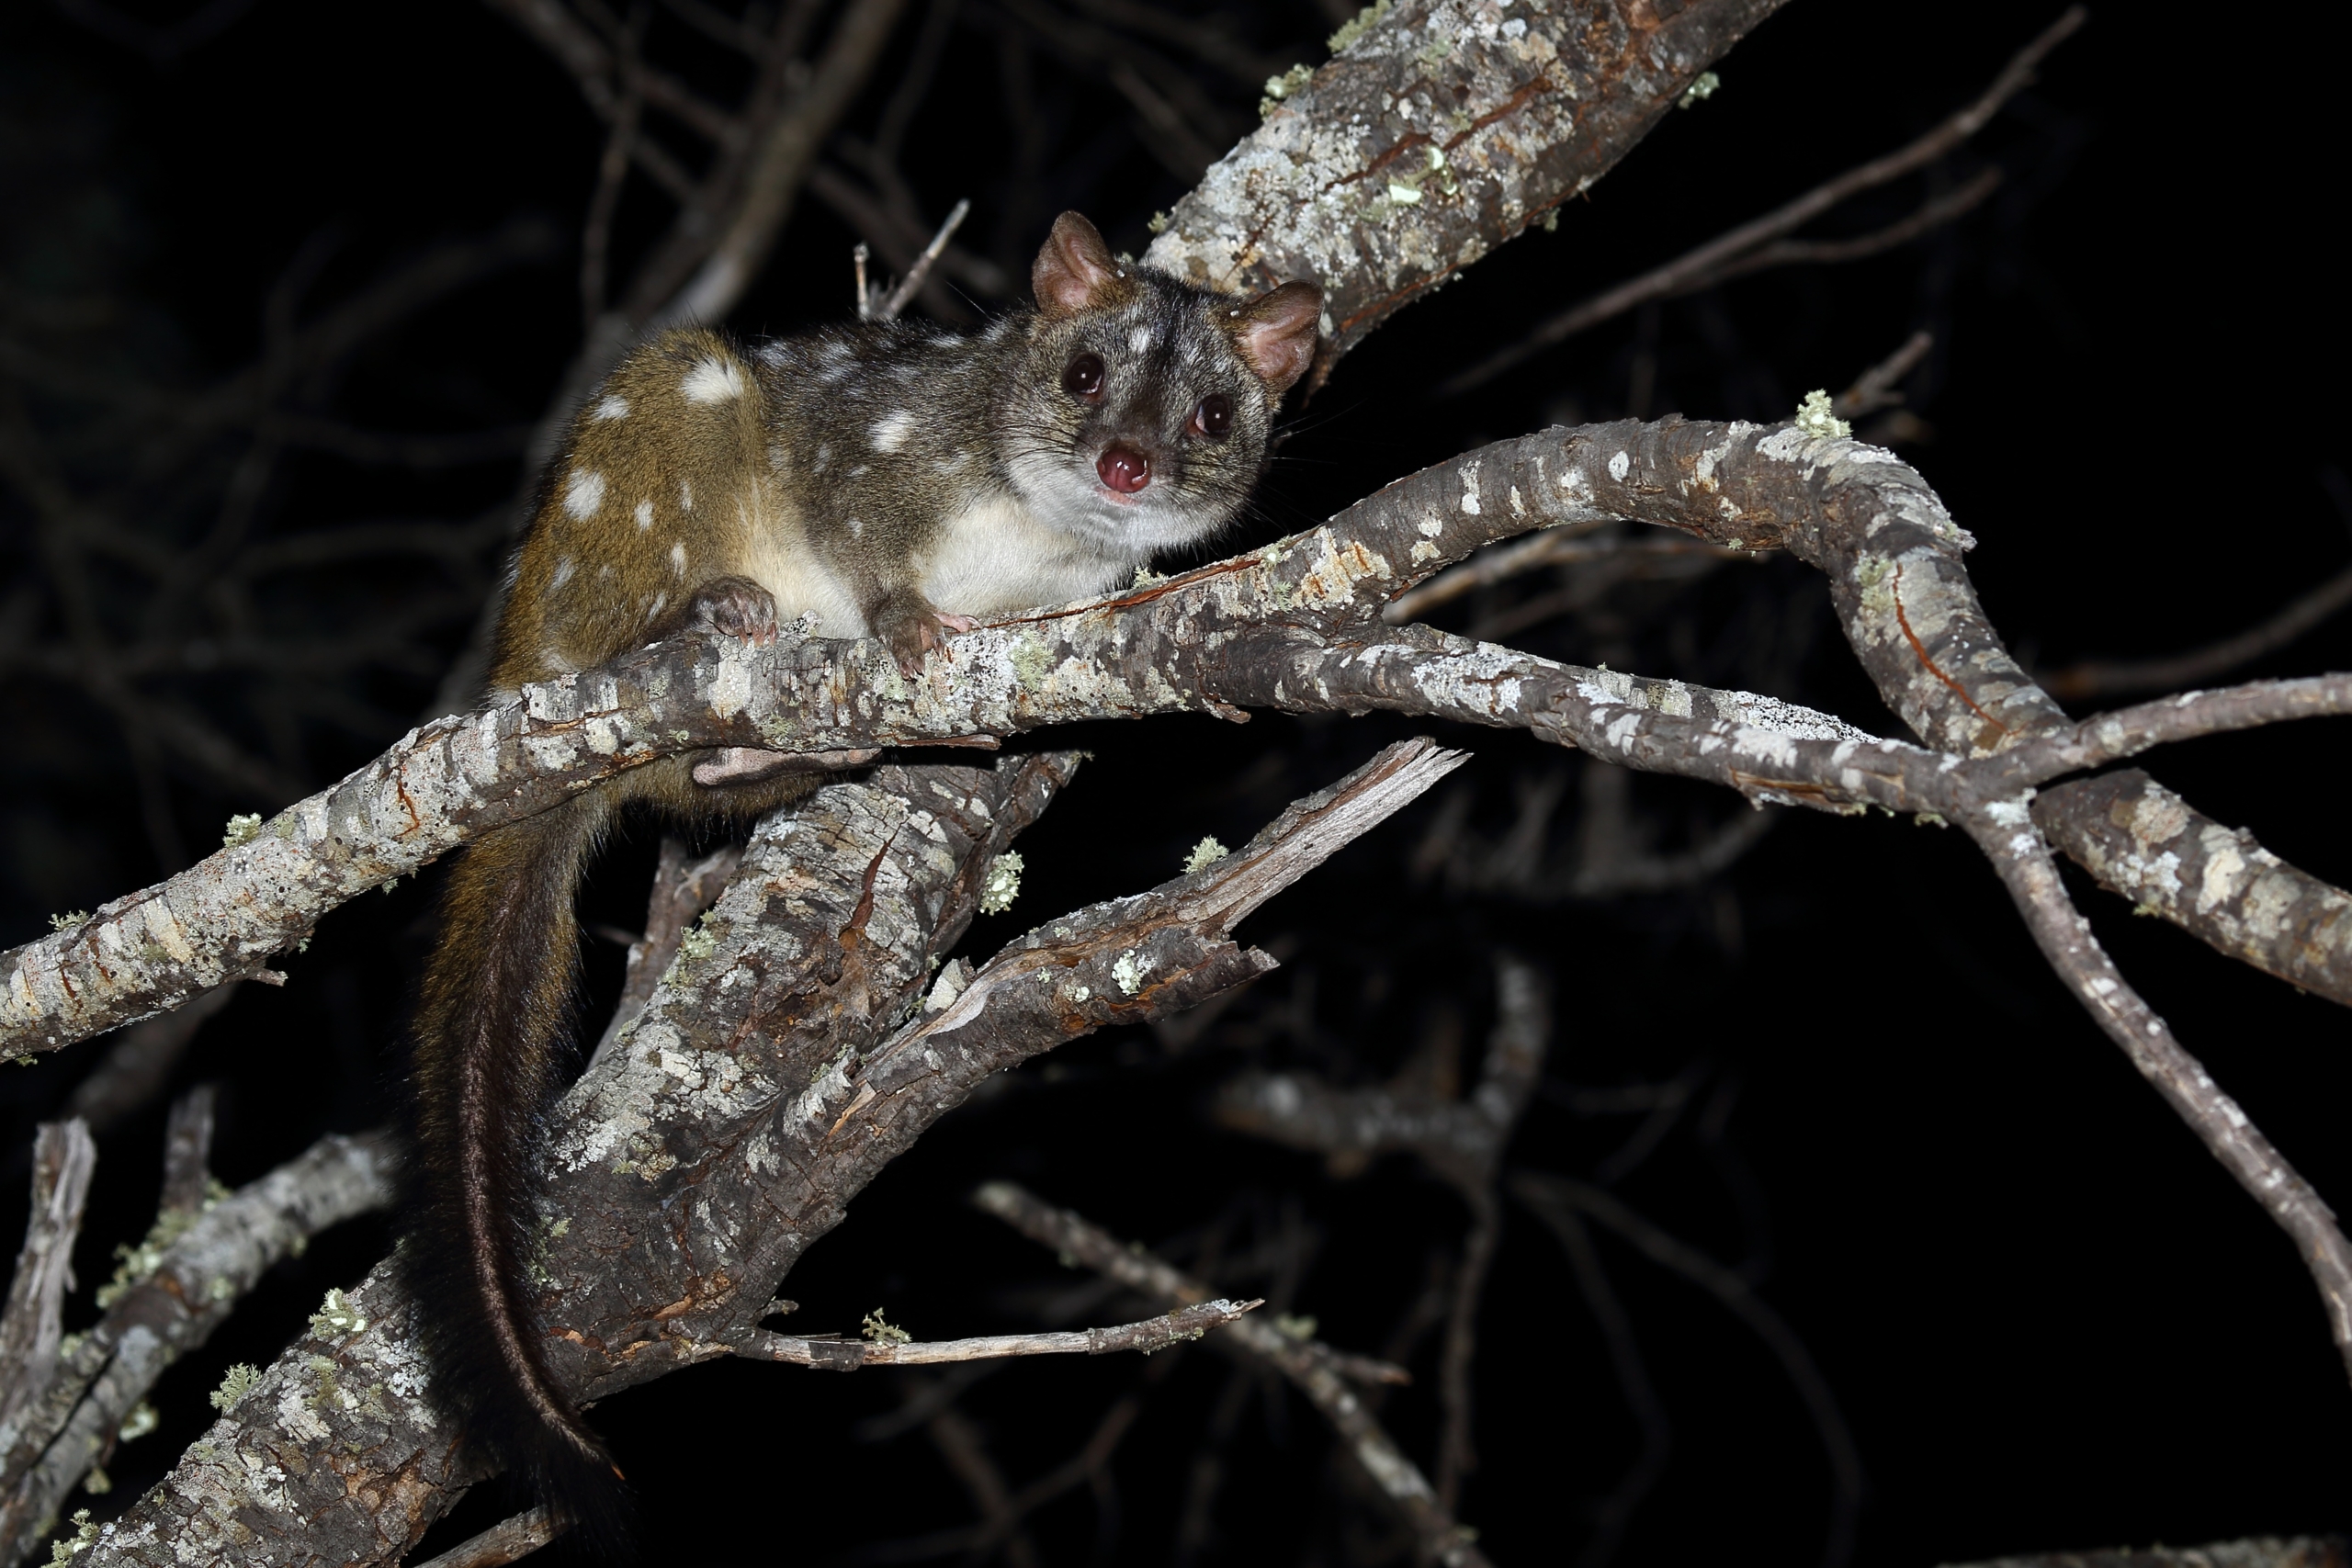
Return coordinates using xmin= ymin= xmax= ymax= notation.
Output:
xmin=2 ymin=1 xmax=2346 ymax=1563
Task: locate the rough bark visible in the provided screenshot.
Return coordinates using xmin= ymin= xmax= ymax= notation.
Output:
xmin=0 ymin=1134 xmax=393 ymax=1566
xmin=12 ymin=419 xmax=2344 ymax=1059
xmin=72 ymin=740 xmax=1456 ymax=1566
xmin=1146 ymin=0 xmax=1790 ymax=383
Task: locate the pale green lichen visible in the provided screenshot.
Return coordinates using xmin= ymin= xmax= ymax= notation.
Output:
xmin=978 ymin=852 xmax=1023 ymax=916
xmin=1679 ymin=70 xmax=1722 ymax=108
xmin=1132 ymin=564 xmax=1168 ymax=588
xmin=1327 ymin=0 xmax=1389 ymax=52
xmin=1275 ymin=1314 xmax=1318 ymax=1340
xmin=1792 ymin=389 xmax=1851 ymax=439
xmin=48 ymin=1508 xmax=99 ymax=1562
xmin=96 ymin=1213 xmax=194 ymax=1309
xmin=48 ymin=911 xmax=88 ymax=932
xmin=209 ymin=1363 xmax=262 ymax=1412
xmin=308 ymin=1286 xmax=367 ymax=1339
xmin=861 ymin=1307 xmax=911 ymax=1345
xmin=1182 ymin=837 xmax=1229 ymax=874
xmin=81 ymin=1468 xmax=109 ymax=1495
xmin=220 ymin=813 xmax=263 ymax=849
xmin=679 ymin=910 xmax=721 ymax=962
xmin=1146 ymin=209 xmax=1170 ymax=235
xmin=117 ymin=1402 xmax=159 ymax=1442
xmin=305 ymin=1355 xmax=341 ymax=1411
xmin=1259 ymin=62 xmax=1313 ymax=118
xmin=1112 ymin=949 xmax=1148 ymax=996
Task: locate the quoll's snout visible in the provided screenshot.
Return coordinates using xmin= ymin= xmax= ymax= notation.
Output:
xmin=1096 ymin=443 xmax=1152 ymax=494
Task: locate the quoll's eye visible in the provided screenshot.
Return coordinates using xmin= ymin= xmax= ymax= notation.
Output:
xmin=1190 ymin=393 xmax=1233 ymax=440
xmin=1062 ymin=352 xmax=1105 ymax=400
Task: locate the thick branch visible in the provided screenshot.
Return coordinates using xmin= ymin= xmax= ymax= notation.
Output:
xmin=0 ymin=1133 xmax=394 ymax=1566
xmin=14 ymin=418 xmax=2343 ymax=1055
xmin=79 ymin=742 xmax=1453 ymax=1565
xmin=1146 ymin=0 xmax=1788 ymax=384
xmin=2031 ymin=773 xmax=2352 ymax=1010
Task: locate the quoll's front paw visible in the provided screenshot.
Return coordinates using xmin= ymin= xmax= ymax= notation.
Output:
xmin=874 ymin=596 xmax=975 ymax=678
xmin=689 ymin=576 xmax=779 ymax=646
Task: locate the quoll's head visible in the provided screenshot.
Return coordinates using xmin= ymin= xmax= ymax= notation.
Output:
xmin=1002 ymin=211 xmax=1321 ymax=555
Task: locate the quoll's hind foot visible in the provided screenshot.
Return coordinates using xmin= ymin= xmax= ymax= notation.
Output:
xmin=688 ymin=575 xmax=779 ymax=646
xmin=692 ymin=746 xmax=882 ymax=787
xmin=872 ymin=592 xmax=977 ymax=677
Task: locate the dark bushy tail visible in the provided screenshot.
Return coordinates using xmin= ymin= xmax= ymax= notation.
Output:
xmin=401 ymin=793 xmax=631 ymax=1552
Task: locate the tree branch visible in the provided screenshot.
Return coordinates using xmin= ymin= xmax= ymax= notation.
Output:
xmin=0 ymin=1133 xmax=394 ymax=1565
xmin=73 ymin=740 xmax=1455 ymax=1565
xmin=1438 ymin=7 xmax=2082 ymax=394
xmin=972 ymin=1182 xmax=1492 ymax=1568
xmin=733 ymin=1299 xmax=1262 ymax=1369
xmin=1146 ymin=0 xmax=1791 ymax=387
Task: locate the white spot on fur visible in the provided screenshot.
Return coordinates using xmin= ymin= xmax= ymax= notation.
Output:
xmin=593 ymin=395 xmax=629 ymax=421
xmin=680 ymin=481 xmax=694 ymax=512
xmin=635 ymin=499 xmax=654 ymax=530
xmin=683 ymin=357 xmax=746 ymax=404
xmin=670 ymin=541 xmax=688 ymax=578
xmin=871 ymin=410 xmax=914 ymax=453
xmin=563 ymin=468 xmax=605 ymax=519
xmin=550 ymin=556 xmax=575 ymax=591
xmin=1128 ymin=326 xmax=1155 ymax=353
xmin=648 ymin=592 xmax=667 ymax=619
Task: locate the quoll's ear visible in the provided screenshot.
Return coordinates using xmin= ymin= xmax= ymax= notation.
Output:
xmin=1033 ymin=213 xmax=1127 ymax=320
xmin=1232 ymin=281 xmax=1323 ymax=395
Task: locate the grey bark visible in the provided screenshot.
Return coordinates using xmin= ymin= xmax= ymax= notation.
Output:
xmin=1146 ymin=0 xmax=1790 ymax=383
xmin=0 ymin=1134 xmax=394 ymax=1566
xmin=70 ymin=739 xmax=1455 ymax=1565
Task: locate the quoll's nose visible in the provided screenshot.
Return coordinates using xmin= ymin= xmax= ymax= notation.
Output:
xmin=1096 ymin=445 xmax=1151 ymax=494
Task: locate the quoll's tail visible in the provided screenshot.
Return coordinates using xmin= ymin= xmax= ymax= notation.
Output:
xmin=402 ymin=791 xmax=632 ymax=1550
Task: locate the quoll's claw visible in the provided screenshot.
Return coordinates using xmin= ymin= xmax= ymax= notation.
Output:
xmin=937 ymin=613 xmax=978 ymax=634
xmin=689 ymin=576 xmax=780 ymax=646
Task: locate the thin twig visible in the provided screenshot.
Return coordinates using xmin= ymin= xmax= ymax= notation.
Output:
xmin=1834 ymin=329 xmax=1934 ymax=420
xmin=1512 ymin=1172 xmax=1864 ymax=1568
xmin=2041 ymin=563 xmax=2352 ymax=701
xmin=1439 ymin=6 xmax=2086 ymax=394
xmin=732 ymin=1299 xmax=1261 ymax=1368
xmin=409 ymin=1506 xmax=556 ymax=1568
xmin=876 ymin=197 xmax=971 ymax=321
xmin=1956 ymin=807 xmax=2352 ymax=1382
xmin=973 ymin=1182 xmax=1493 ymax=1568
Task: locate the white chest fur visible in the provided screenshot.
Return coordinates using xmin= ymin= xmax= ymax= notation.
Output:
xmin=918 ymin=491 xmax=1137 ymax=616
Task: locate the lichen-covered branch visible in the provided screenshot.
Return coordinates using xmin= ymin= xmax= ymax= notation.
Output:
xmin=0 ymin=1123 xmax=96 ymax=1441
xmin=15 ymin=417 xmax=2342 ymax=1059
xmin=972 ymin=1181 xmax=1491 ymax=1568
xmin=2031 ymin=773 xmax=2352 ymax=1010
xmin=75 ymin=741 xmax=1455 ymax=1566
xmin=1147 ymin=0 xmax=1788 ymax=383
xmin=0 ymin=1133 xmax=394 ymax=1567
xmin=1956 ymin=807 xmax=2352 ymax=1382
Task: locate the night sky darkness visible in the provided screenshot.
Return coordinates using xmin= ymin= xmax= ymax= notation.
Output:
xmin=2 ymin=2 xmax=2347 ymax=1563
